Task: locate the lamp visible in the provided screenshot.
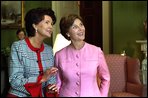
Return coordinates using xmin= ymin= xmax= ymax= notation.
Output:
xmin=53 ymin=33 xmax=71 ymax=55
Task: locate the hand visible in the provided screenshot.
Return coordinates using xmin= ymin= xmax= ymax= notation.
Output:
xmin=48 ymin=67 xmax=58 ymax=76
xmin=47 ymin=84 xmax=58 ymax=93
xmin=40 ymin=67 xmax=58 ymax=83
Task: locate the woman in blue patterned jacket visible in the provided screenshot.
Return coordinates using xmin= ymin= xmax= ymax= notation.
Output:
xmin=7 ymin=7 xmax=58 ymax=97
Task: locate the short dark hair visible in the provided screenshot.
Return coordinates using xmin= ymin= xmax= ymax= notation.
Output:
xmin=16 ymin=28 xmax=26 ymax=35
xmin=59 ymin=14 xmax=83 ymax=40
xmin=24 ymin=7 xmax=56 ymax=37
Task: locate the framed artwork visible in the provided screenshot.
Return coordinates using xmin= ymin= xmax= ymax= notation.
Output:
xmin=1 ymin=1 xmax=24 ymax=29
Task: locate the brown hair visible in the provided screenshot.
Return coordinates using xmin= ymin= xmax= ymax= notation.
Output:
xmin=16 ymin=28 xmax=26 ymax=36
xmin=59 ymin=14 xmax=83 ymax=40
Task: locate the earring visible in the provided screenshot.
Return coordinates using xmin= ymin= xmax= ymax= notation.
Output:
xmin=67 ymin=33 xmax=70 ymax=37
xmin=35 ymin=28 xmax=37 ymax=33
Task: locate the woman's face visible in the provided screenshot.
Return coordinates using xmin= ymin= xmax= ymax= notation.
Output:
xmin=35 ymin=15 xmax=54 ymax=38
xmin=17 ymin=31 xmax=25 ymax=40
xmin=68 ymin=18 xmax=85 ymax=42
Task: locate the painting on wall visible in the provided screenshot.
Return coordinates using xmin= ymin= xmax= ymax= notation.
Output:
xmin=1 ymin=1 xmax=22 ymax=29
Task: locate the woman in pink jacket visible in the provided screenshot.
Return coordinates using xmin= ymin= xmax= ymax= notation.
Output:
xmin=55 ymin=14 xmax=110 ymax=97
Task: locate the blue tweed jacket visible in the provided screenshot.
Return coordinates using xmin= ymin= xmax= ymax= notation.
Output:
xmin=8 ymin=38 xmax=55 ymax=97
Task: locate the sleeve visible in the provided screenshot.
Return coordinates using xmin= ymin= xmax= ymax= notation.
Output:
xmin=44 ymin=48 xmax=59 ymax=97
xmin=24 ymin=75 xmax=43 ymax=97
xmin=46 ymin=48 xmax=57 ymax=85
xmin=97 ymin=48 xmax=110 ymax=97
xmin=9 ymin=42 xmax=42 ymax=96
xmin=54 ymin=53 xmax=62 ymax=92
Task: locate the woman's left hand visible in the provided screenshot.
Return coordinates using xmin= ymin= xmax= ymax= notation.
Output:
xmin=47 ymin=84 xmax=58 ymax=93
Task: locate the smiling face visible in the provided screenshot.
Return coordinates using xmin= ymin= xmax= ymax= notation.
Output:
xmin=67 ymin=18 xmax=85 ymax=42
xmin=34 ymin=15 xmax=54 ymax=38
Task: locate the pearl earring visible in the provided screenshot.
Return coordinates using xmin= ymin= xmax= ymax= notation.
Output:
xmin=35 ymin=28 xmax=37 ymax=33
xmin=67 ymin=34 xmax=70 ymax=37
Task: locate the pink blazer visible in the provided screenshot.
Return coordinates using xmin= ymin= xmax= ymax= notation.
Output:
xmin=55 ymin=42 xmax=110 ymax=97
